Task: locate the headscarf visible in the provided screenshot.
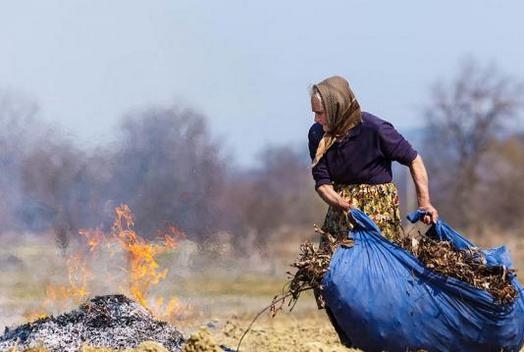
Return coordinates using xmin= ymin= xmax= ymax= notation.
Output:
xmin=311 ymin=76 xmax=362 ymax=167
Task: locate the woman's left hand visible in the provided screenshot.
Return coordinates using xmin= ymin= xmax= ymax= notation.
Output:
xmin=418 ymin=204 xmax=439 ymax=224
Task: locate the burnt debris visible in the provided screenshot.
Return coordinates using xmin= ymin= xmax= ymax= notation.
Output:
xmin=0 ymin=294 xmax=184 ymax=352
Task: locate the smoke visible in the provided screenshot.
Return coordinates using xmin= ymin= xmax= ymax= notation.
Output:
xmin=0 ymin=89 xmax=323 ymax=255
xmin=0 ymin=93 xmax=230 ymax=242
xmin=108 ymin=106 xmax=227 ymax=240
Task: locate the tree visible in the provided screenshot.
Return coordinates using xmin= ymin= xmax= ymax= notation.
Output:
xmin=222 ymin=145 xmax=324 ymax=251
xmin=19 ymin=137 xmax=92 ymax=232
xmin=0 ymin=90 xmax=42 ymax=230
xmin=108 ymin=105 xmax=226 ymax=240
xmin=0 ymin=90 xmax=102 ymax=236
xmin=423 ymin=58 xmax=524 ymax=226
xmin=474 ymin=134 xmax=524 ymax=231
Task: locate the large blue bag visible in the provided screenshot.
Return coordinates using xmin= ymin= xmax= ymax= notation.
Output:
xmin=322 ymin=209 xmax=524 ymax=352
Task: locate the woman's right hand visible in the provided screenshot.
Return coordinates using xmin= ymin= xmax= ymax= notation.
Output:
xmin=316 ymin=184 xmax=354 ymax=211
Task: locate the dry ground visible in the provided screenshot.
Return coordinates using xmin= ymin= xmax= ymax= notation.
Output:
xmin=1 ymin=226 xmax=523 ymax=352
xmin=0 ymin=231 xmax=358 ymax=352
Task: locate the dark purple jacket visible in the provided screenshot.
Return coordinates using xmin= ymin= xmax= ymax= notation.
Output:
xmin=308 ymin=112 xmax=417 ymax=189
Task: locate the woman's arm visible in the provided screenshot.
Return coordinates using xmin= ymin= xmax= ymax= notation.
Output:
xmin=409 ymin=154 xmax=439 ymax=224
xmin=316 ymin=184 xmax=353 ymax=211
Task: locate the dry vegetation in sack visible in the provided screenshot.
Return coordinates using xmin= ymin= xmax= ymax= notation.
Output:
xmin=236 ymin=223 xmax=519 ymax=350
xmin=273 ymin=225 xmax=519 ymax=313
xmin=397 ymin=234 xmax=518 ymax=305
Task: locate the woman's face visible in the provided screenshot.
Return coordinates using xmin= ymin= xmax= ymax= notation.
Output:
xmin=311 ymin=96 xmax=328 ymax=131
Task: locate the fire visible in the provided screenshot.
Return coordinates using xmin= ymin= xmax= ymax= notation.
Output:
xmin=47 ymin=254 xmax=91 ymax=301
xmin=152 ymin=296 xmax=187 ymax=321
xmin=37 ymin=254 xmax=92 ymax=316
xmin=79 ymin=227 xmax=104 ymax=252
xmin=112 ymin=204 xmax=176 ymax=308
xmin=23 ymin=309 xmax=48 ymax=322
xmin=40 ymin=204 xmax=187 ymax=321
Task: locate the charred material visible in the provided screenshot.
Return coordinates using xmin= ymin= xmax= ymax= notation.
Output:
xmin=0 ymin=294 xmax=184 ymax=352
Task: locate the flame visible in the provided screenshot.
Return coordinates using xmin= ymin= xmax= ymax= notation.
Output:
xmin=41 ymin=203 xmax=187 ymax=322
xmin=41 ymin=254 xmax=92 ymax=313
xmin=79 ymin=227 xmax=105 ymax=252
xmin=112 ymin=204 xmax=171 ymax=308
xmin=162 ymin=232 xmax=178 ymax=249
xmin=23 ymin=310 xmax=48 ymax=322
xmin=152 ymin=296 xmax=188 ymax=321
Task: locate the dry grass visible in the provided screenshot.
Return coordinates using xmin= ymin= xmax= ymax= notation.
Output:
xmin=397 ymin=235 xmax=517 ymax=304
xmin=1 ymin=226 xmax=524 ymax=352
xmin=0 ymin=231 xmax=353 ymax=352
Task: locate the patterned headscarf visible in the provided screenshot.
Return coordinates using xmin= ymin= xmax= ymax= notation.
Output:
xmin=311 ymin=76 xmax=362 ymax=167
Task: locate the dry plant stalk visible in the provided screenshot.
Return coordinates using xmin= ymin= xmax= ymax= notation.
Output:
xmin=270 ymin=225 xmax=353 ymax=316
xmin=397 ymin=235 xmax=518 ymax=305
xmin=237 ymin=225 xmax=519 ymax=351
xmin=236 ymin=226 xmax=352 ymax=351
xmin=274 ymin=226 xmax=518 ymax=312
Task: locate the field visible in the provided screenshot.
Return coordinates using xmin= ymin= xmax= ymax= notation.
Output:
xmin=0 ymin=229 xmax=358 ymax=352
xmin=1 ymin=225 xmax=523 ymax=352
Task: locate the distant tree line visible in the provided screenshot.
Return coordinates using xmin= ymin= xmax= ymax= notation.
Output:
xmin=0 ymin=58 xmax=523 ymax=252
xmin=0 ymin=92 xmax=324 ymax=251
xmin=421 ymin=58 xmax=524 ymax=233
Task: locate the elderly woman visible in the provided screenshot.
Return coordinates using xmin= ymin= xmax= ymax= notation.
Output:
xmin=308 ymin=76 xmax=439 ymax=347
xmin=309 ymin=76 xmax=438 ymax=242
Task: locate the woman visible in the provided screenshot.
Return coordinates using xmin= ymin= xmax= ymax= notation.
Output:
xmin=309 ymin=76 xmax=438 ymax=242
xmin=308 ymin=76 xmax=438 ymax=347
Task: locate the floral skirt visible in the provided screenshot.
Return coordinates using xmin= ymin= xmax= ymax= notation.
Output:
xmin=321 ymin=183 xmax=403 ymax=242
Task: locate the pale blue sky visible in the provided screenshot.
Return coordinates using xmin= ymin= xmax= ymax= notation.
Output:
xmin=1 ymin=1 xmax=523 ymax=166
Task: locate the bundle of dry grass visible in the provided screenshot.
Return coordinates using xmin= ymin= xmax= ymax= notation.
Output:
xmin=275 ymin=225 xmax=517 ymax=310
xmin=238 ymin=224 xmax=519 ymax=351
xmin=397 ymin=235 xmax=517 ymax=305
xmin=236 ymin=227 xmax=350 ymax=351
xmin=270 ymin=226 xmax=353 ymax=315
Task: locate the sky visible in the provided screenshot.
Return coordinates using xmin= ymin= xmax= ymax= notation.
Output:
xmin=0 ymin=0 xmax=523 ymax=166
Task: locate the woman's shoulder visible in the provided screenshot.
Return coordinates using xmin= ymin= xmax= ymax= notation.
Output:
xmin=362 ymin=112 xmax=390 ymax=126
xmin=361 ymin=112 xmax=396 ymax=133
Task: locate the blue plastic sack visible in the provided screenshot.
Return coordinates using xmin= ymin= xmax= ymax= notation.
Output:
xmin=322 ymin=209 xmax=524 ymax=352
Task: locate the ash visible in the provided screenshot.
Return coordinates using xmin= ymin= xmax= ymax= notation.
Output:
xmin=0 ymin=294 xmax=184 ymax=352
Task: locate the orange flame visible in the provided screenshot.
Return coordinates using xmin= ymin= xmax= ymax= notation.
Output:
xmin=23 ymin=310 xmax=48 ymax=322
xmin=79 ymin=227 xmax=105 ymax=252
xmin=112 ymin=204 xmax=171 ymax=308
xmin=39 ymin=254 xmax=92 ymax=316
xmin=152 ymin=296 xmax=188 ymax=321
xmin=41 ymin=203 xmax=186 ymax=322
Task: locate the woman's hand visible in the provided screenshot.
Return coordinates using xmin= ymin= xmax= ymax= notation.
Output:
xmin=316 ymin=184 xmax=354 ymax=211
xmin=418 ymin=203 xmax=439 ymax=224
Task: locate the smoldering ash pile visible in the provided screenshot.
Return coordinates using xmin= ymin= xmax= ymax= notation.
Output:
xmin=0 ymin=295 xmax=184 ymax=352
